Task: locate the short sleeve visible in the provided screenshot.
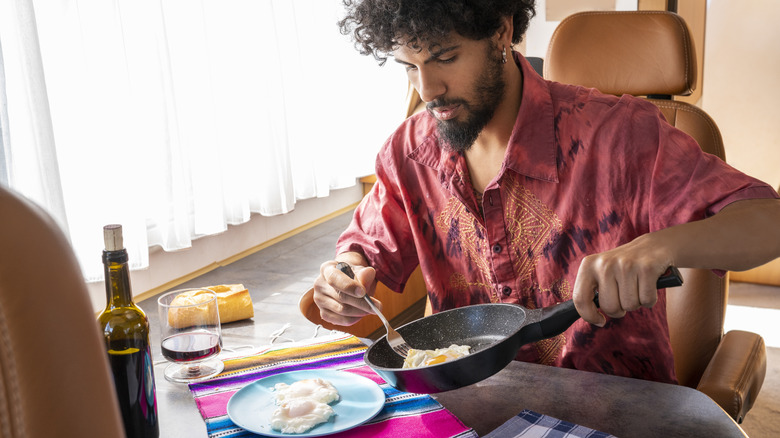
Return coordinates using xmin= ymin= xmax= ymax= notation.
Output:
xmin=626 ymin=99 xmax=778 ymax=233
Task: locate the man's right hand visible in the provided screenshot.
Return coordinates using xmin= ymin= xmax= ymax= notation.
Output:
xmin=313 ymin=252 xmax=379 ymax=326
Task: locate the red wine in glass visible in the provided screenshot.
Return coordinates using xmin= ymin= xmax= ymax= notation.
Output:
xmin=161 ymin=332 xmax=221 ymax=363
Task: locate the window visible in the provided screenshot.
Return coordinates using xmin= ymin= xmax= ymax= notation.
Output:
xmin=0 ymin=0 xmax=407 ymax=281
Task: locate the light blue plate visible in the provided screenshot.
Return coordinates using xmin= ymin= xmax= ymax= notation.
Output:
xmin=226 ymin=369 xmax=385 ymax=437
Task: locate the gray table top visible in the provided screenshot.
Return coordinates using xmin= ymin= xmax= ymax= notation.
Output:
xmin=434 ymin=360 xmax=747 ymax=437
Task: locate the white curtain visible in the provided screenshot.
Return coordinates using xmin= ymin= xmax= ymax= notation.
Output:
xmin=0 ymin=0 xmax=407 ymax=281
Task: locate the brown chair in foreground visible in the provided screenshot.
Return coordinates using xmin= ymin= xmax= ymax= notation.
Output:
xmin=545 ymin=10 xmax=765 ymax=422
xmin=0 ymin=185 xmax=125 ymax=437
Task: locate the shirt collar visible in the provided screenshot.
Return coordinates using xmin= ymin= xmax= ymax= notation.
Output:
xmin=507 ymin=52 xmax=558 ymax=183
xmin=408 ymin=52 xmax=559 ymax=184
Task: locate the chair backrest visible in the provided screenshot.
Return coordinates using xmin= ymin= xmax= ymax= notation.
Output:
xmin=0 ymin=185 xmax=125 ymax=437
xmin=546 ymin=10 xmax=727 ymax=387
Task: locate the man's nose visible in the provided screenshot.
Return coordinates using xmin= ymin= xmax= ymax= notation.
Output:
xmin=415 ymin=69 xmax=446 ymax=103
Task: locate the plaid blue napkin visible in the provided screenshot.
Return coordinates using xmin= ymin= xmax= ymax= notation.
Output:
xmin=484 ymin=409 xmax=617 ymax=438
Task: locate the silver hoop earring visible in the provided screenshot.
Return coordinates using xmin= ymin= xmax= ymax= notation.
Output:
xmin=502 ymin=46 xmax=507 ymax=64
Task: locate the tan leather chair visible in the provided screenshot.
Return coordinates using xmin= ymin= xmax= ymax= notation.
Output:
xmin=0 ymin=185 xmax=125 ymax=437
xmin=545 ymin=10 xmax=765 ymax=423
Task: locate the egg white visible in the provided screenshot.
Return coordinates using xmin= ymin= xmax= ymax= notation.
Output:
xmin=273 ymin=378 xmax=340 ymax=405
xmin=402 ymin=344 xmax=471 ymax=368
xmin=269 ymin=398 xmax=335 ymax=434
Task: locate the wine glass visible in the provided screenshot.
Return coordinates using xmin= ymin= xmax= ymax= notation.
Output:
xmin=157 ymin=288 xmax=224 ymax=383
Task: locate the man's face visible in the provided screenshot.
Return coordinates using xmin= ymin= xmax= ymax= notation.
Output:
xmin=393 ymin=34 xmax=506 ymax=152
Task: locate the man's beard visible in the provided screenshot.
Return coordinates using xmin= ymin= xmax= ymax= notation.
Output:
xmin=428 ymin=49 xmax=506 ymax=152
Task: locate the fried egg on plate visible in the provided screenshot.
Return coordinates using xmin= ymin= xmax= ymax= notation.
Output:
xmin=270 ymin=398 xmax=335 ymax=434
xmin=402 ymin=344 xmax=471 ymax=368
xmin=270 ymin=378 xmax=340 ymax=433
xmin=273 ymin=378 xmax=340 ymax=404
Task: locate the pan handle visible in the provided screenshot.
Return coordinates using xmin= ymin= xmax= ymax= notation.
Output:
xmin=520 ymin=266 xmax=684 ymax=344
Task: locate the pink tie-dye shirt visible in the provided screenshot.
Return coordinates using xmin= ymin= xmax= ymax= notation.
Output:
xmin=337 ymin=53 xmax=778 ymax=383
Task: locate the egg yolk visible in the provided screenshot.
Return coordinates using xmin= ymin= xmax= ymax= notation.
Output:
xmin=426 ymin=355 xmax=448 ymax=365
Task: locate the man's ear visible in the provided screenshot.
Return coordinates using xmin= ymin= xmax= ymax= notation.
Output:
xmin=495 ymin=15 xmax=514 ymax=46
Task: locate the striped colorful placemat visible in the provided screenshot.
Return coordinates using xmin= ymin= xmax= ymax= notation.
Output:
xmin=189 ymin=333 xmax=478 ymax=437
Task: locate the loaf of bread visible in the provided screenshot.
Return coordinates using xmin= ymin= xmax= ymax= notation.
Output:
xmin=168 ymin=284 xmax=254 ymax=328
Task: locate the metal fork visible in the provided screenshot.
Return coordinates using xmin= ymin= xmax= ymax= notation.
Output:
xmin=335 ymin=262 xmax=411 ymax=358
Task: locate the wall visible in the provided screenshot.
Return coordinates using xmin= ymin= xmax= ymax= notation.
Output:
xmin=701 ymin=0 xmax=780 ymax=189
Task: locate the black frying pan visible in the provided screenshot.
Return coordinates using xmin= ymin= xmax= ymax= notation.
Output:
xmin=356 ymin=266 xmax=683 ymax=394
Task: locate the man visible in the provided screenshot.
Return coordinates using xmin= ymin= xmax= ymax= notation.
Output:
xmin=313 ymin=0 xmax=780 ymax=383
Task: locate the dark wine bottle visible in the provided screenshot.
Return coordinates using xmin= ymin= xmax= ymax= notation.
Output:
xmin=97 ymin=224 xmax=159 ymax=438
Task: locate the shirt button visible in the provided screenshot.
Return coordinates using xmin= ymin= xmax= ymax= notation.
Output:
xmin=502 ymin=286 xmax=512 ymax=296
xmin=492 ymin=244 xmax=502 ymax=253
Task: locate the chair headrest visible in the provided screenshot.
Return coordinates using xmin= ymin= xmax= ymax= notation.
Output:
xmin=545 ymin=11 xmax=696 ymax=97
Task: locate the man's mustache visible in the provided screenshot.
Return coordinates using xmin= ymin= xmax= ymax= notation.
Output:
xmin=427 ymin=98 xmax=469 ymax=111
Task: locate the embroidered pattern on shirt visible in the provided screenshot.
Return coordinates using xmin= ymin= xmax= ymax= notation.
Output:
xmin=449 ymin=272 xmax=492 ymax=295
xmin=437 ymin=172 xmax=567 ymax=364
xmin=436 ymin=199 xmax=495 ymax=300
xmin=436 ymin=173 xmax=564 ymax=304
xmin=473 ymin=188 xmax=484 ymax=218
xmin=501 ymin=173 xmax=563 ymax=284
xmin=502 ymin=175 xmax=566 ymax=365
xmin=534 ymin=278 xmax=572 ymax=365
xmin=536 ymin=336 xmax=566 ymax=365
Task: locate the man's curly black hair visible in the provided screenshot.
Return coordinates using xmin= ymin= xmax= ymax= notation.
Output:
xmin=338 ymin=0 xmax=536 ymax=65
